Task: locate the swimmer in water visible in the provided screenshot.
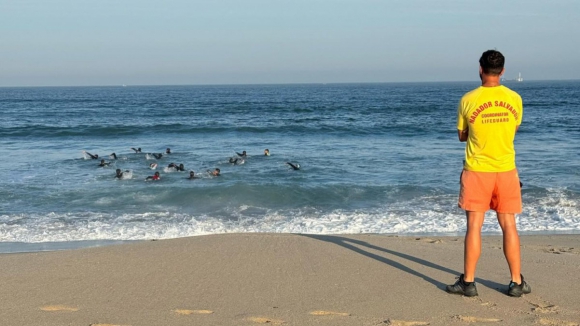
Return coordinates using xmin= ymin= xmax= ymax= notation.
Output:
xmin=145 ymin=171 xmax=160 ymax=181
xmin=131 ymin=147 xmax=142 ymax=153
xmin=149 ymin=162 xmax=158 ymax=169
xmin=264 ymin=149 xmax=270 ymax=156
xmin=110 ymin=153 xmax=118 ymax=160
xmin=208 ymin=168 xmax=220 ymax=176
xmin=115 ymin=169 xmax=130 ymax=179
xmin=85 ymin=151 xmax=99 ymax=159
xmin=187 ymin=171 xmax=197 ymax=179
xmin=236 ymin=150 xmax=247 ymax=157
xmin=167 ymin=163 xmax=185 ymax=171
xmin=152 ymin=153 xmax=163 ymax=159
xmin=99 ymin=159 xmax=110 ymax=167
xmin=286 ymin=162 xmax=300 ymax=170
xmin=229 ymin=158 xmax=244 ymax=165
xmin=166 ymin=148 xmax=171 ymax=154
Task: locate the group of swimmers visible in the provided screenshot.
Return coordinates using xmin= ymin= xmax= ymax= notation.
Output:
xmin=86 ymin=147 xmax=214 ymax=181
xmin=225 ymin=149 xmax=299 ymax=169
xmin=85 ymin=147 xmax=299 ymax=182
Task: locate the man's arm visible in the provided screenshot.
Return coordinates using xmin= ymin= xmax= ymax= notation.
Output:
xmin=458 ymin=129 xmax=468 ymax=142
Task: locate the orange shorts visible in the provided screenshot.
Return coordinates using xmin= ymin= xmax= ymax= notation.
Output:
xmin=458 ymin=169 xmax=522 ymax=214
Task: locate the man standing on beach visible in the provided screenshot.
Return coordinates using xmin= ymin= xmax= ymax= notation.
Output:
xmin=447 ymin=50 xmax=531 ymax=297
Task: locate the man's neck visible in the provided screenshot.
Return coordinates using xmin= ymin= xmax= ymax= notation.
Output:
xmin=481 ymin=74 xmax=502 ymax=87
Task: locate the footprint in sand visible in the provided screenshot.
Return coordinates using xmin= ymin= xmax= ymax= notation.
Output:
xmin=527 ymin=298 xmax=559 ymax=314
xmin=173 ymin=309 xmax=214 ymax=315
xmin=40 ymin=305 xmax=79 ymax=312
xmin=544 ymin=247 xmax=579 ymax=255
xmin=453 ymin=315 xmax=502 ymax=323
xmin=532 ymin=304 xmax=558 ymax=314
xmin=383 ymin=320 xmax=430 ymax=326
xmin=480 ymin=301 xmax=497 ymax=308
xmin=414 ymin=238 xmax=443 ymax=244
xmin=246 ymin=316 xmax=285 ymax=324
xmin=310 ymin=310 xmax=350 ymax=316
xmin=538 ymin=318 xmax=579 ymax=326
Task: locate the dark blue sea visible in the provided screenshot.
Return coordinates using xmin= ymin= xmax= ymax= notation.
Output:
xmin=1 ymin=81 xmax=579 ymax=252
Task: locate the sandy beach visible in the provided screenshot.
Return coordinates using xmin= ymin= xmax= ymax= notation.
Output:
xmin=1 ymin=233 xmax=579 ymax=326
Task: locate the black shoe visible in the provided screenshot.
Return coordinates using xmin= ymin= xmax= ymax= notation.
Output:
xmin=508 ymin=274 xmax=532 ymax=297
xmin=446 ymin=274 xmax=478 ymax=297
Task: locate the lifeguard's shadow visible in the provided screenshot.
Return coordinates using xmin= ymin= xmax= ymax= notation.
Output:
xmin=301 ymin=234 xmax=504 ymax=293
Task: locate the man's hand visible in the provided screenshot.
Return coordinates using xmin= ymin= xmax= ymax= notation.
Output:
xmin=458 ymin=129 xmax=469 ymax=142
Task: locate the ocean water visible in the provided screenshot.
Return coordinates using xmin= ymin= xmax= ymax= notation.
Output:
xmin=1 ymin=81 xmax=579 ymax=251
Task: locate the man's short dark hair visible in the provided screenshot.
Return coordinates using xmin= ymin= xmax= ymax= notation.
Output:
xmin=479 ymin=50 xmax=505 ymax=75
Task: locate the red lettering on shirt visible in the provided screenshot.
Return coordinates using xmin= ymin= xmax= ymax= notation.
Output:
xmin=471 ymin=100 xmax=519 ymax=124
xmin=469 ymin=102 xmax=493 ymax=124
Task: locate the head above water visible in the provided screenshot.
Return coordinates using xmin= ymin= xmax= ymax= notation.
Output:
xmin=166 ymin=148 xmax=171 ymax=154
xmin=479 ymin=50 xmax=505 ymax=76
xmin=154 ymin=172 xmax=160 ymax=176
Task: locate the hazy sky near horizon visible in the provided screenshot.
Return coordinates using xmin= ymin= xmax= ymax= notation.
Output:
xmin=1 ymin=0 xmax=579 ymax=86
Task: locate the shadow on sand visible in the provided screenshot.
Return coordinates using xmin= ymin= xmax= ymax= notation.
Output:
xmin=301 ymin=234 xmax=505 ymax=293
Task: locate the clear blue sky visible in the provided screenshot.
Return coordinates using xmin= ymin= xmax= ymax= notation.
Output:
xmin=1 ymin=0 xmax=579 ymax=86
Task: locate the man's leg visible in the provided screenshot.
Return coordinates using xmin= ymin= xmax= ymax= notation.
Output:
xmin=464 ymin=211 xmax=485 ymax=282
xmin=496 ymin=213 xmax=522 ymax=284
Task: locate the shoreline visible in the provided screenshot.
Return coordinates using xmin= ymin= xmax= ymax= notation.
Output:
xmin=2 ymin=230 xmax=580 ymax=254
xmin=1 ymin=233 xmax=579 ymax=325
xmin=0 ymin=239 xmax=139 ymax=255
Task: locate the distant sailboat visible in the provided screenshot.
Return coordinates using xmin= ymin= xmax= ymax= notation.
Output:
xmin=516 ymin=72 xmax=523 ymax=82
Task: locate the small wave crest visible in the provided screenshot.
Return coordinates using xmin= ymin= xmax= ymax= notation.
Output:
xmin=1 ymin=187 xmax=578 ymax=243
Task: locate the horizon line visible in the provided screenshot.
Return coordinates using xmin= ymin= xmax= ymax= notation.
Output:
xmin=1 ymin=78 xmax=578 ymax=89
